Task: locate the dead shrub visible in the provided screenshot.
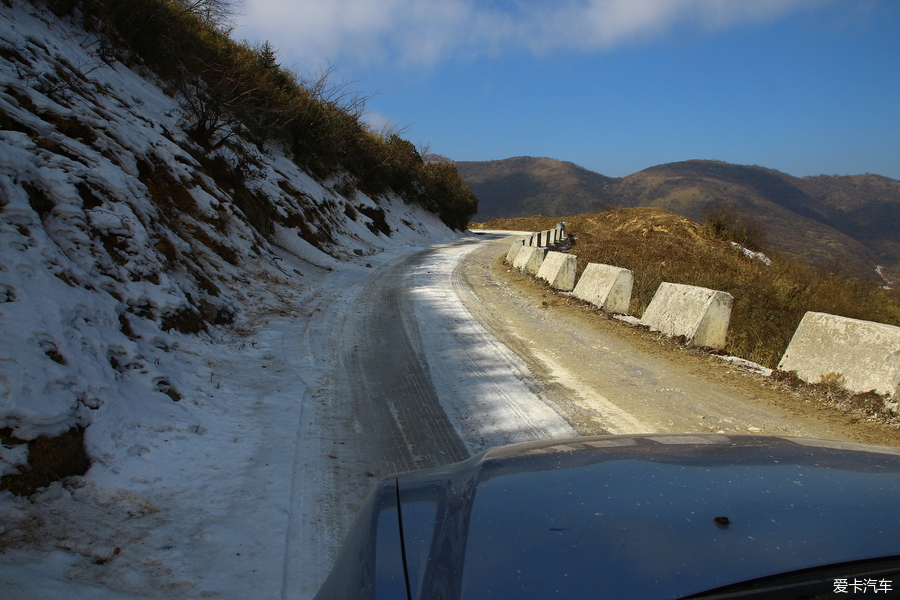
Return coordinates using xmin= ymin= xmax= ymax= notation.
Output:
xmin=849 ymin=391 xmax=888 ymax=416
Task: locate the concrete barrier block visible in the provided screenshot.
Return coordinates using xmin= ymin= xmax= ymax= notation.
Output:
xmin=572 ymin=263 xmax=633 ymax=314
xmin=536 ymin=252 xmax=577 ymax=291
xmin=640 ymin=282 xmax=733 ymax=349
xmin=513 ymin=246 xmax=547 ymax=275
xmin=778 ymin=311 xmax=900 ymax=398
xmin=506 ymin=239 xmax=525 ymax=264
xmin=512 ymin=244 xmax=530 ymax=270
xmin=525 ymin=247 xmax=548 ymax=275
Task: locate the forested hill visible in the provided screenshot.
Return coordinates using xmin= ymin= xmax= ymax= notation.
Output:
xmin=457 ymin=156 xmax=900 ymax=282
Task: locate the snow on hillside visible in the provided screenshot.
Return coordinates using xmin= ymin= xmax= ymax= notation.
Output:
xmin=0 ymin=3 xmax=457 ymax=595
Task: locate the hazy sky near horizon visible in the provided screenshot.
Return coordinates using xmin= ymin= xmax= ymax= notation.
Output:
xmin=234 ymin=0 xmax=900 ymax=180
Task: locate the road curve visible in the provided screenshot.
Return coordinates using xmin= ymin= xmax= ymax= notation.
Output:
xmin=284 ymin=236 xmax=573 ymax=598
xmin=287 ymin=232 xmax=898 ymax=598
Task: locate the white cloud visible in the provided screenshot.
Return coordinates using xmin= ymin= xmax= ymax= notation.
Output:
xmin=361 ymin=110 xmax=394 ymax=133
xmin=236 ymin=0 xmax=831 ymax=69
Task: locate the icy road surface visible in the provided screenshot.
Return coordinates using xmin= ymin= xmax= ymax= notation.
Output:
xmin=280 ymin=234 xmax=575 ymax=598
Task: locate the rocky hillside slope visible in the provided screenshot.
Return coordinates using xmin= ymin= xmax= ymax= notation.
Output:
xmin=0 ymin=2 xmax=457 ymax=487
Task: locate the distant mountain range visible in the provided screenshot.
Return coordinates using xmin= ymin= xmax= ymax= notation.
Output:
xmin=450 ymin=156 xmax=900 ymax=283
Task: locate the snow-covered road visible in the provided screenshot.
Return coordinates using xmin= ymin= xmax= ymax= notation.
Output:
xmin=1 ymin=233 xmax=573 ymax=599
xmin=278 ymin=234 xmax=575 ymax=598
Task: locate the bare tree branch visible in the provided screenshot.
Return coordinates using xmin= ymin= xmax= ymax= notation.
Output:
xmin=416 ymin=141 xmax=433 ymax=157
xmin=172 ymin=0 xmax=242 ymax=25
xmin=301 ymin=61 xmax=373 ymax=118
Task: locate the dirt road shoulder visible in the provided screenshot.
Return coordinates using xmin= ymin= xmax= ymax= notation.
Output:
xmin=457 ymin=235 xmax=900 ymax=447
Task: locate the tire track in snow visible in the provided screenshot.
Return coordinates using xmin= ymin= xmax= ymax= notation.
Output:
xmin=339 ymin=271 xmax=471 ymax=472
xmin=274 ymin=280 xmax=347 ymax=600
xmin=281 ymin=249 xmax=473 ymax=598
xmin=282 ymin=238 xmax=578 ymax=598
xmin=403 ymin=241 xmax=577 ymax=452
xmin=278 ymin=257 xmax=471 ymax=598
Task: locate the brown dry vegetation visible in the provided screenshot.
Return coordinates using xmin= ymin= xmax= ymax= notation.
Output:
xmin=35 ymin=0 xmax=478 ymax=230
xmin=474 ymin=207 xmax=900 ymax=368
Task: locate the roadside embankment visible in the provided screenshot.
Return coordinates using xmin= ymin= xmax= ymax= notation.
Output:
xmin=457 ymin=234 xmax=900 ymax=446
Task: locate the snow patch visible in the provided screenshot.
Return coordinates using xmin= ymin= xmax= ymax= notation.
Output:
xmin=730 ymin=241 xmax=772 ymax=265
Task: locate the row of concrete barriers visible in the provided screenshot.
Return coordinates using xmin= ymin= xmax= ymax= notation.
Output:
xmin=505 ymin=235 xmax=900 ymax=400
xmin=521 ymin=224 xmax=566 ymax=248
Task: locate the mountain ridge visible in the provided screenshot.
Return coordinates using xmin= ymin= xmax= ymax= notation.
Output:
xmin=456 ymin=156 xmax=900 ymax=282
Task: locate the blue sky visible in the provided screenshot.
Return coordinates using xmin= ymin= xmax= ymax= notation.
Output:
xmin=234 ymin=0 xmax=900 ymax=180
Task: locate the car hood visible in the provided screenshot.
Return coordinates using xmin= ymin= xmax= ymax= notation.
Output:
xmin=395 ymin=434 xmax=900 ymax=600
